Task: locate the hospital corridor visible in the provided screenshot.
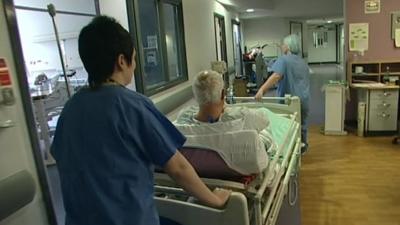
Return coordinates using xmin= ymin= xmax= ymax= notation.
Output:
xmin=1 ymin=0 xmax=400 ymax=225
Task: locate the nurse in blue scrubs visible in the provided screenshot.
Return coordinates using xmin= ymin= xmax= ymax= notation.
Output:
xmin=51 ymin=16 xmax=230 ymax=225
xmin=255 ymin=34 xmax=310 ymax=153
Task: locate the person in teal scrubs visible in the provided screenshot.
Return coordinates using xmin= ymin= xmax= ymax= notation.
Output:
xmin=255 ymin=34 xmax=310 ymax=153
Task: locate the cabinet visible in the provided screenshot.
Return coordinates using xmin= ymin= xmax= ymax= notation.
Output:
xmin=368 ymin=89 xmax=399 ymax=131
xmin=348 ymin=61 xmax=400 ymax=84
xmin=348 ymin=60 xmax=400 ymax=134
xmin=357 ymin=88 xmax=399 ymax=133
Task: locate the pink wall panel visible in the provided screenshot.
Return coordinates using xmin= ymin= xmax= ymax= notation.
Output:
xmin=346 ymin=0 xmax=400 ymax=61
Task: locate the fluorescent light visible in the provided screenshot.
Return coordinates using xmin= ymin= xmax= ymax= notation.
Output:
xmin=327 ymin=20 xmax=333 ymax=23
xmin=246 ymin=8 xmax=255 ymax=12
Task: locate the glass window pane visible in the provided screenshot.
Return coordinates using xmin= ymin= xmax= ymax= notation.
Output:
xmin=162 ymin=3 xmax=183 ymax=81
xmin=14 ymin=0 xmax=96 ymax=15
xmin=15 ymin=8 xmax=93 ymax=165
xmin=138 ymin=0 xmax=166 ymax=89
xmin=16 ymin=9 xmax=92 ymax=89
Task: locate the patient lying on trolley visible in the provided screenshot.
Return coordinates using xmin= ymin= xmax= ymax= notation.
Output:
xmin=174 ymin=70 xmax=277 ymax=180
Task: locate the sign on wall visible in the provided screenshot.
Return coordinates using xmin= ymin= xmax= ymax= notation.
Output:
xmin=349 ymin=23 xmax=369 ymax=52
xmin=0 ymin=58 xmax=12 ymax=86
xmin=392 ymin=12 xmax=400 ymax=39
xmin=365 ymin=0 xmax=380 ymax=14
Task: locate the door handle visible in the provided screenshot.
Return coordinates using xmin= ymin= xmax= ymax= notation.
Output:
xmin=380 ymin=113 xmax=390 ymax=118
xmin=383 ymin=92 xmax=392 ymax=97
xmin=0 ymin=120 xmax=15 ymax=128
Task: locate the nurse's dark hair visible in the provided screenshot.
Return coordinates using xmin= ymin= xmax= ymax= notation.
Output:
xmin=78 ymin=16 xmax=134 ymax=88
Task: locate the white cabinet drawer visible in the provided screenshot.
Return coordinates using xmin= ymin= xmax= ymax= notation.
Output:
xmin=368 ymin=108 xmax=398 ymax=131
xmin=369 ymin=98 xmax=398 ymax=111
xmin=370 ymin=90 xmax=399 ymax=101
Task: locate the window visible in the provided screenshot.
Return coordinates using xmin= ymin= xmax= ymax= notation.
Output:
xmin=128 ymin=0 xmax=188 ymax=96
xmin=13 ymin=0 xmax=98 ymax=165
xmin=313 ymin=31 xmax=328 ymax=48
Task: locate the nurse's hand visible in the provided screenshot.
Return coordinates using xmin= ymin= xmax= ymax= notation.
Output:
xmin=165 ymin=152 xmax=231 ymax=209
xmin=255 ymin=90 xmax=264 ymax=101
xmin=213 ymin=188 xmax=231 ymax=208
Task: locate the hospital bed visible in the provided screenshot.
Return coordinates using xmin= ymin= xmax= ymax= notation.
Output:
xmin=154 ymin=96 xmax=302 ymax=225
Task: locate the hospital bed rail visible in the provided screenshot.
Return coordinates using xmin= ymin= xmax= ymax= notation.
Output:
xmin=253 ymin=112 xmax=299 ymax=225
xmin=155 ymin=186 xmax=250 ymax=225
xmin=154 ymin=137 xmax=301 ymax=225
xmin=266 ymin=140 xmax=300 ymax=225
xmin=227 ymin=95 xmax=302 ymax=124
xmin=227 ymin=95 xmax=301 ymax=225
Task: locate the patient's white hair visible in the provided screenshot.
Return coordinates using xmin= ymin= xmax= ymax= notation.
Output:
xmin=193 ymin=70 xmax=224 ymax=106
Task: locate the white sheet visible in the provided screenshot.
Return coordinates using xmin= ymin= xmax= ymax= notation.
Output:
xmin=174 ymin=105 xmax=274 ymax=175
xmin=183 ymin=129 xmax=268 ymax=175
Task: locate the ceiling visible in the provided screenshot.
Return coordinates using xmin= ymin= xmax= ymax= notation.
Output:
xmin=217 ymin=0 xmax=343 ymax=20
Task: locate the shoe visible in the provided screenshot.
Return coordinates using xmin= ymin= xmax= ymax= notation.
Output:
xmin=300 ymin=143 xmax=308 ymax=155
xmin=246 ymin=82 xmax=257 ymax=88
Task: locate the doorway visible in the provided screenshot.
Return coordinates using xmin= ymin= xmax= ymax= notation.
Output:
xmin=214 ymin=13 xmax=227 ymax=65
xmin=4 ymin=1 xmax=99 ymax=224
xmin=231 ymin=20 xmax=243 ymax=77
xmin=290 ymin=21 xmax=304 ymax=57
xmin=337 ymin=23 xmax=345 ymax=65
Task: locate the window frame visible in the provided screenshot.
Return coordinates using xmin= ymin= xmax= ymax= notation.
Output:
xmin=126 ymin=0 xmax=188 ymax=96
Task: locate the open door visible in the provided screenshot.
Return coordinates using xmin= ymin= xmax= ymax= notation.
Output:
xmin=0 ymin=0 xmax=56 ymax=224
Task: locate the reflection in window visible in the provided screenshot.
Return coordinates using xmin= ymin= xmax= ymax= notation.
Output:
xmin=162 ymin=3 xmax=183 ymax=81
xmin=134 ymin=0 xmax=188 ymax=95
xmin=313 ymin=31 xmax=328 ymax=48
xmin=138 ymin=0 xmax=166 ymax=89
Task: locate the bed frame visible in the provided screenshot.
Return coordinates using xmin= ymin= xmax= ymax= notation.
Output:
xmin=154 ymin=96 xmax=302 ymax=225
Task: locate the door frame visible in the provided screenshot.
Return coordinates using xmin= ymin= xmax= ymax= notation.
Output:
xmin=213 ymin=13 xmax=228 ymax=66
xmin=3 ymin=0 xmax=61 ymax=224
xmin=231 ymin=19 xmax=243 ymax=76
xmin=289 ymin=21 xmax=304 ymax=57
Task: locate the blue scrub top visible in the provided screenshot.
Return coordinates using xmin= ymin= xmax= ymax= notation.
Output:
xmin=271 ymin=54 xmax=310 ymax=104
xmin=51 ymin=85 xmax=186 ymax=225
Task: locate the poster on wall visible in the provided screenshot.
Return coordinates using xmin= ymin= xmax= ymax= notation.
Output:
xmin=392 ymin=12 xmax=400 ymax=39
xmin=395 ymin=29 xmax=400 ymax=47
xmin=365 ymin=0 xmax=380 ymax=14
xmin=349 ymin=23 xmax=369 ymax=51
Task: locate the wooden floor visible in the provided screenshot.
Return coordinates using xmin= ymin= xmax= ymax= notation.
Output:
xmin=300 ymin=126 xmax=400 ymax=225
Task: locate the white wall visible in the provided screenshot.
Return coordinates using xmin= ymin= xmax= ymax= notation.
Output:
xmin=242 ymin=17 xmax=290 ymax=57
xmin=98 ymin=0 xmax=136 ymax=90
xmin=151 ymin=0 xmax=238 ymax=102
xmin=99 ymin=0 xmax=129 ymax=30
xmin=307 ymin=26 xmax=337 ymax=63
